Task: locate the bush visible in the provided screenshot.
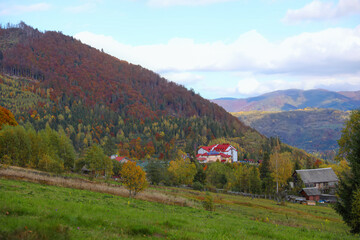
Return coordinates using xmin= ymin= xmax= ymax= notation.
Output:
xmin=202 ymin=192 xmax=215 ymax=211
xmin=192 ymin=181 xmax=204 ymax=191
xmin=1 ymin=154 xmax=12 ymax=165
xmin=38 ymin=154 xmax=64 ymax=174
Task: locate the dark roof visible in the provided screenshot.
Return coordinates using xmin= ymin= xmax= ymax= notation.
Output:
xmin=296 ymin=168 xmax=338 ymax=184
xmin=302 ymin=187 xmax=321 ymax=196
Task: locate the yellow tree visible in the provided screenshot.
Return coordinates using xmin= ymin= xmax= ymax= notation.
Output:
xmin=120 ymin=161 xmax=148 ymax=197
xmin=0 ymin=106 xmax=18 ymax=130
xmin=270 ymin=152 xmax=293 ymax=193
xmin=168 ymin=150 xmax=196 ymax=185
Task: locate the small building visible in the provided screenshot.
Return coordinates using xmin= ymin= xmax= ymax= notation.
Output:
xmin=81 ymin=165 xmax=91 ymax=174
xmin=294 ymin=168 xmax=338 ymax=193
xmin=300 ymin=187 xmax=321 ymax=201
xmin=294 ymin=167 xmax=339 ymax=201
xmin=197 ymin=143 xmax=237 ymax=163
xmin=113 ymin=156 xmax=131 ymax=164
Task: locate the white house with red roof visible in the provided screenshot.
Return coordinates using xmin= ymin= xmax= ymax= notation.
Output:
xmin=196 ymin=143 xmax=238 ymax=163
xmin=110 ymin=154 xmax=131 ymax=163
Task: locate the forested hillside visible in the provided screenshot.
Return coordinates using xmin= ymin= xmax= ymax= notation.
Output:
xmin=233 ymin=109 xmax=350 ymax=160
xmin=0 ymin=22 xmax=258 ymax=160
xmin=0 ymin=22 xmax=319 ymax=168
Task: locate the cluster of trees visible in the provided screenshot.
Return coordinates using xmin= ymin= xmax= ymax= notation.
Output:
xmin=0 ymin=104 xmax=322 ymax=201
xmin=0 ymin=124 xmax=75 ymax=173
xmin=146 ymin=147 xmax=298 ymax=197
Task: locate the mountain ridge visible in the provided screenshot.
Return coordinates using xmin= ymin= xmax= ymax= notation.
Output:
xmin=212 ymin=89 xmax=360 ymax=112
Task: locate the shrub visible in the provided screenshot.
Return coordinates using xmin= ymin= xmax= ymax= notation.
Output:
xmin=38 ymin=154 xmax=64 ymax=174
xmin=202 ymin=192 xmax=215 ymax=211
xmin=192 ymin=181 xmax=204 ymax=191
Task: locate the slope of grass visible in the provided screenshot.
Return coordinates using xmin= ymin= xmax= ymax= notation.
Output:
xmin=0 ymin=177 xmax=357 ymax=240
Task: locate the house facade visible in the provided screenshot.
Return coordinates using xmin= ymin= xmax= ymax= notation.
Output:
xmin=294 ymin=168 xmax=338 ymax=202
xmin=196 ymin=143 xmax=237 ymax=163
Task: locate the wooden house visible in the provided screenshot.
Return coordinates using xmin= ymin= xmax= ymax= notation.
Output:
xmin=294 ymin=168 xmax=338 ymax=201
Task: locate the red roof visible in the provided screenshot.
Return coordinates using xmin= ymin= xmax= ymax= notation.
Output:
xmin=200 ymin=143 xmax=236 ymax=153
xmin=220 ymin=153 xmax=231 ymax=158
xmin=213 ymin=144 xmax=231 ymax=152
xmin=115 ymin=156 xmax=126 ymax=162
xmin=199 ymin=146 xmax=213 ymax=152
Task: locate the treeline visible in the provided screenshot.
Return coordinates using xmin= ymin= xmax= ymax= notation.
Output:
xmin=147 ymin=149 xmax=299 ymax=196
xmin=1 ymin=120 xmax=347 ymax=197
xmin=0 ymin=124 xmax=75 ymax=173
xmin=0 ymin=123 xmax=114 ymax=176
xmin=0 ymin=123 xmax=295 ymax=196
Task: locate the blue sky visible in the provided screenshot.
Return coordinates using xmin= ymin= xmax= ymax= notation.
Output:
xmin=1 ymin=0 xmax=360 ymax=99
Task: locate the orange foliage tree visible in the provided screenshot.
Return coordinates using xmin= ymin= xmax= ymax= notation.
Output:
xmin=120 ymin=161 xmax=148 ymax=197
xmin=0 ymin=106 xmax=18 ymax=130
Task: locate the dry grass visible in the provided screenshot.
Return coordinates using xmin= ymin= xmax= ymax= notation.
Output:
xmin=0 ymin=166 xmax=193 ymax=207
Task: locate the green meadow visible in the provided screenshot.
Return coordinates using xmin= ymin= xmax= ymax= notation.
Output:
xmin=0 ymin=177 xmax=357 ymax=240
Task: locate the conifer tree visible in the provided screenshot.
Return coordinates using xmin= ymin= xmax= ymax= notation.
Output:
xmin=335 ymin=110 xmax=360 ymax=233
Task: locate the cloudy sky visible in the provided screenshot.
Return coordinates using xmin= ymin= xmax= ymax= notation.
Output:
xmin=1 ymin=0 xmax=360 ymax=99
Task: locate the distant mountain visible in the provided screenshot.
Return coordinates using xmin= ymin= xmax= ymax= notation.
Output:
xmin=233 ymin=109 xmax=350 ymax=158
xmin=338 ymin=91 xmax=360 ymax=101
xmin=212 ymin=89 xmax=360 ymax=112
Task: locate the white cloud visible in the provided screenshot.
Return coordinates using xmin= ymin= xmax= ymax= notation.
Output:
xmin=147 ymin=0 xmax=233 ymax=7
xmin=235 ymin=74 xmax=360 ymax=97
xmin=0 ymin=2 xmax=50 ymax=16
xmin=161 ymin=72 xmax=203 ymax=84
xmin=284 ymin=0 xmax=360 ymax=23
xmin=75 ymin=25 xmax=360 ymax=77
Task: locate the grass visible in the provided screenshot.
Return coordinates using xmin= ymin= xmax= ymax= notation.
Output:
xmin=0 ymin=169 xmax=358 ymax=239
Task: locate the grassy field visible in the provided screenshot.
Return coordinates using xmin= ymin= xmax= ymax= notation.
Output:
xmin=0 ymin=176 xmax=358 ymax=239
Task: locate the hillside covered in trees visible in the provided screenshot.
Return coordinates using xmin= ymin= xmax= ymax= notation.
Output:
xmin=233 ymin=109 xmax=350 ymax=160
xmin=0 ymin=22 xmax=255 ymax=158
xmin=0 ymin=22 xmax=319 ymax=167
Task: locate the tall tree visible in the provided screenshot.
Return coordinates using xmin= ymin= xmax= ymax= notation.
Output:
xmin=260 ymin=152 xmax=271 ymax=180
xmin=270 ymin=152 xmax=293 ymax=193
xmin=84 ymin=144 xmax=112 ymax=177
xmin=120 ymin=161 xmax=148 ymax=197
xmin=259 ymin=152 xmax=273 ymax=195
xmin=335 ymin=110 xmax=360 ymax=233
xmin=168 ymin=150 xmax=196 ymax=185
xmin=249 ymin=166 xmax=262 ymax=194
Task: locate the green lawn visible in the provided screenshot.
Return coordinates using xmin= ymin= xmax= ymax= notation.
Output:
xmin=0 ymin=178 xmax=357 ymax=239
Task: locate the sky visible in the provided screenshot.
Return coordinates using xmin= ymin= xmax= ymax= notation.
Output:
xmin=1 ymin=0 xmax=360 ymax=99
